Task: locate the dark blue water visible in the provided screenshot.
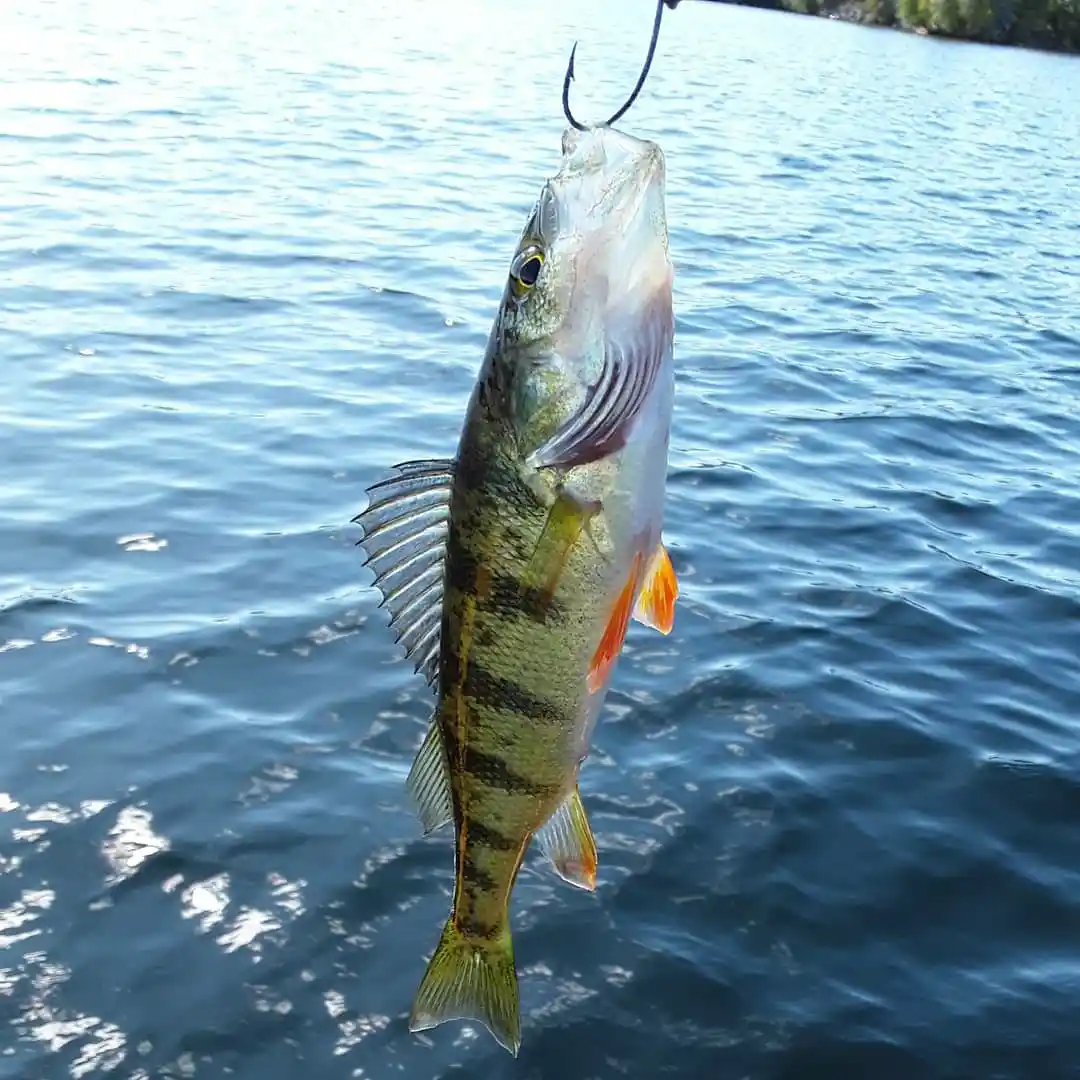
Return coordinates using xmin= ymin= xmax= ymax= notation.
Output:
xmin=3 ymin=1 xmax=1080 ymax=1077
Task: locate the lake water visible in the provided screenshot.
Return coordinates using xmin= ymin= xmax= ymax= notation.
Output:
xmin=3 ymin=0 xmax=1080 ymax=1077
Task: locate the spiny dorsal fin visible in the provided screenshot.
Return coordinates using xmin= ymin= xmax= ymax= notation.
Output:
xmin=352 ymin=458 xmax=454 ymax=688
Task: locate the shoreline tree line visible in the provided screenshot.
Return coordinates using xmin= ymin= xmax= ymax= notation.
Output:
xmin=708 ymin=0 xmax=1080 ymax=52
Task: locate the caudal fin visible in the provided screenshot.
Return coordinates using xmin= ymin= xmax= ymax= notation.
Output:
xmin=409 ymin=917 xmax=521 ymax=1056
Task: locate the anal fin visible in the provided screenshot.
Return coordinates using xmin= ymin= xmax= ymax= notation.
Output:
xmin=406 ymin=722 xmax=453 ymax=834
xmin=632 ymin=542 xmax=678 ymax=634
xmin=534 ymin=786 xmax=598 ymax=891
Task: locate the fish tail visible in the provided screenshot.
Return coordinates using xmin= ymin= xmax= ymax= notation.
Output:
xmin=409 ymin=916 xmax=521 ymax=1056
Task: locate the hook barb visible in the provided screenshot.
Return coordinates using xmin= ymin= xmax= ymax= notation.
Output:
xmin=562 ymin=0 xmax=668 ymax=132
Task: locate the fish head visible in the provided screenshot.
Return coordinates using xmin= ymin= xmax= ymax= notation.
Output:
xmin=496 ymin=125 xmax=673 ymax=381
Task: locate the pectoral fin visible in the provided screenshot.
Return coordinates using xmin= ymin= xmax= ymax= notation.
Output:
xmin=521 ymin=490 xmax=601 ymax=612
xmin=587 ymin=551 xmax=644 ymax=694
xmin=632 ymin=542 xmax=678 ymax=634
xmin=534 ymin=786 xmax=598 ymax=891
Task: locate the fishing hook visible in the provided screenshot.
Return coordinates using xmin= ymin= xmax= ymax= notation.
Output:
xmin=562 ymin=0 xmax=673 ymax=131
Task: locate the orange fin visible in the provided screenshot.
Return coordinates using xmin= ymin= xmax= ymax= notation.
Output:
xmin=632 ymin=543 xmax=678 ymax=635
xmin=587 ymin=552 xmax=643 ymax=694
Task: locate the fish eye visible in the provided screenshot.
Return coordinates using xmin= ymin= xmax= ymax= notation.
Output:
xmin=511 ymin=246 xmax=544 ymax=293
xmin=518 ymin=254 xmax=543 ymax=286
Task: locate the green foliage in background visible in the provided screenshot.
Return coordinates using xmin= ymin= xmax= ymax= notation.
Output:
xmin=896 ymin=0 xmax=1079 ymax=45
xmin=722 ymin=0 xmax=1080 ymax=50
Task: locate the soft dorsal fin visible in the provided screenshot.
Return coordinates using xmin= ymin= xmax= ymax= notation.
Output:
xmin=406 ymin=721 xmax=454 ymax=834
xmin=352 ymin=458 xmax=454 ymax=688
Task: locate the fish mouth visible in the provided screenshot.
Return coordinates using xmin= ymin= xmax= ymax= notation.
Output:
xmin=560 ymin=125 xmax=663 ymax=185
xmin=556 ymin=126 xmax=666 ymax=235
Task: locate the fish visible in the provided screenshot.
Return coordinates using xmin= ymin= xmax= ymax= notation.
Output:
xmin=353 ymin=122 xmax=678 ymax=1056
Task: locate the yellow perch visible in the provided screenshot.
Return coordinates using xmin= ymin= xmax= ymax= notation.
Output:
xmin=354 ymin=122 xmax=679 ymax=1055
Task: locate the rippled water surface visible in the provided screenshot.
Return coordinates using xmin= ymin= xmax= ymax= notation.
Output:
xmin=3 ymin=1 xmax=1080 ymax=1077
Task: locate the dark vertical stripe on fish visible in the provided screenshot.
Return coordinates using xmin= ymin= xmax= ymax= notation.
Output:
xmin=464 ymin=663 xmax=569 ymax=729
xmin=460 ymin=740 xmax=561 ymax=798
xmin=485 ymin=572 xmax=563 ymax=623
xmin=443 ymin=544 xmax=481 ymax=602
xmin=455 ymin=912 xmax=500 ymax=940
xmin=453 ymin=445 xmax=495 ymax=497
xmin=466 ymin=818 xmax=520 ymax=853
xmin=461 ymin=851 xmax=500 ymax=895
